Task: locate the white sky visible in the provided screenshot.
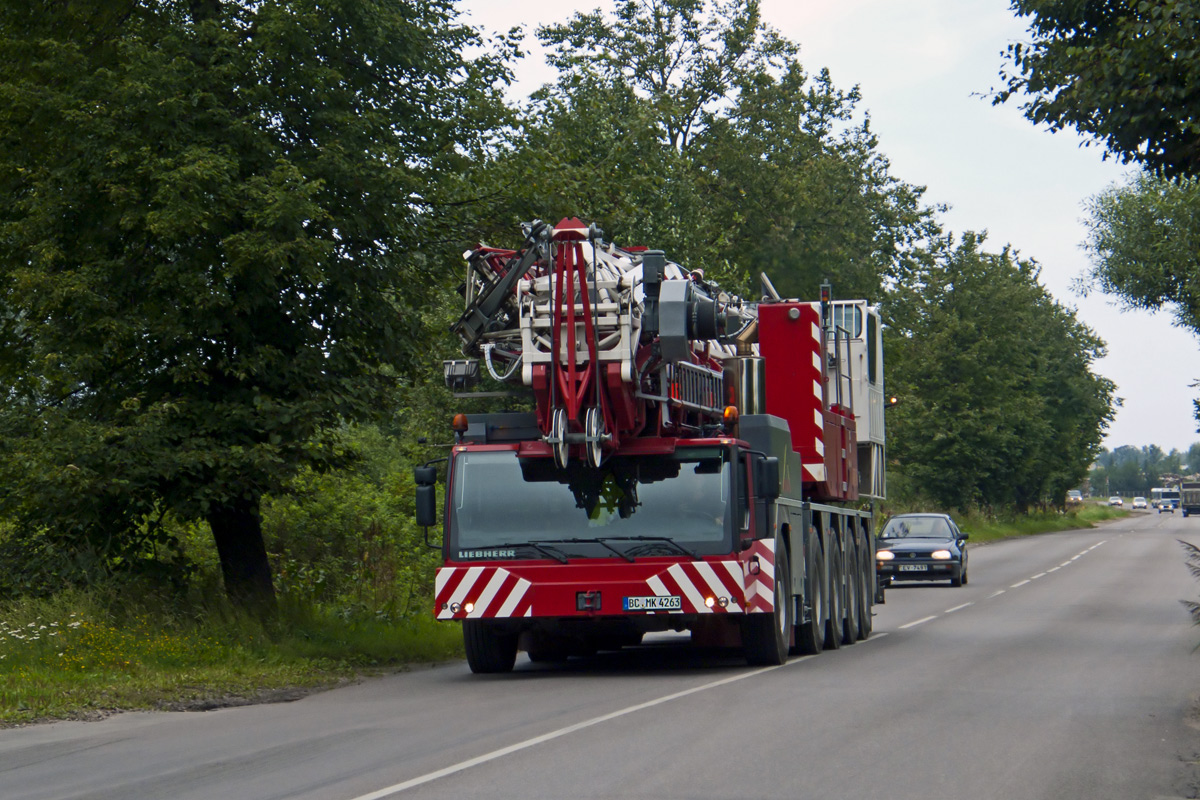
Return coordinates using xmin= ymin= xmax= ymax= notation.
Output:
xmin=458 ymin=0 xmax=1200 ymax=455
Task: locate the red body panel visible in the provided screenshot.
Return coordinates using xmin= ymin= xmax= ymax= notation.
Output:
xmin=757 ymin=301 xmax=858 ymax=502
xmin=434 ymin=539 xmax=776 ymax=621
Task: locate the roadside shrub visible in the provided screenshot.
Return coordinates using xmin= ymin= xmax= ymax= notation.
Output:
xmin=261 ymin=425 xmax=441 ymax=618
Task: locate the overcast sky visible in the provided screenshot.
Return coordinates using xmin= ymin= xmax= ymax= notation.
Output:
xmin=458 ymin=0 xmax=1200 ymax=455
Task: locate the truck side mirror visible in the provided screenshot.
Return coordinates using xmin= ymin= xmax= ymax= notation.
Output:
xmin=414 ymin=466 xmax=438 ymax=530
xmin=756 ymin=457 xmax=780 ymax=500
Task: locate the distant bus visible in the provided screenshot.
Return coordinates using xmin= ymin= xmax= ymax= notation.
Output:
xmin=1152 ymin=487 xmax=1181 ymax=509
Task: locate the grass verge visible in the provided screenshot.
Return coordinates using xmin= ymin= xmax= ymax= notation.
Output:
xmin=956 ymin=501 xmax=1129 ymax=544
xmin=0 ymin=590 xmax=463 ymax=727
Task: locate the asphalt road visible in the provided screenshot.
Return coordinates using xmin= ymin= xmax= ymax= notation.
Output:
xmin=3 ymin=511 xmax=1200 ymax=800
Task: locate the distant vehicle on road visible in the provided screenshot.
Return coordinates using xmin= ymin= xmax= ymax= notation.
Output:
xmin=1180 ymin=482 xmax=1200 ymax=517
xmin=1132 ymin=496 xmax=1148 ymax=509
xmin=1152 ymin=487 xmax=1180 ymax=510
xmin=1108 ymin=496 xmax=1123 ymax=507
xmin=876 ymin=513 xmax=969 ymax=587
xmin=1067 ymin=489 xmax=1083 ymax=506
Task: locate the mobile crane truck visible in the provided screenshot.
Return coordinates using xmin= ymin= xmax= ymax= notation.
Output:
xmin=414 ymin=218 xmax=888 ymax=673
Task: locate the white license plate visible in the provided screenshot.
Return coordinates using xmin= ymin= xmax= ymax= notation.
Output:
xmin=898 ymin=564 xmax=928 ymax=572
xmin=624 ymin=595 xmax=682 ymax=611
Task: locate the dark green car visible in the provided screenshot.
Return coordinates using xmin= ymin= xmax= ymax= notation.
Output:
xmin=876 ymin=513 xmax=969 ymax=587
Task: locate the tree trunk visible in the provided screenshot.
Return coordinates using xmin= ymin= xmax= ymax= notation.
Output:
xmin=207 ymin=495 xmax=276 ymax=615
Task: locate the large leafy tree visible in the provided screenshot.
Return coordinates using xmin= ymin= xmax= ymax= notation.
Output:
xmin=466 ymin=0 xmax=934 ymax=301
xmin=538 ymin=0 xmax=793 ymax=152
xmin=1084 ymin=174 xmax=1200 ymax=331
xmin=997 ymin=0 xmax=1200 ymax=179
xmin=1081 ymin=173 xmax=1200 ymax=424
xmin=0 ymin=0 xmax=511 ymax=607
xmin=693 ymin=63 xmax=937 ymax=300
xmin=886 ymin=233 xmax=1114 ymax=511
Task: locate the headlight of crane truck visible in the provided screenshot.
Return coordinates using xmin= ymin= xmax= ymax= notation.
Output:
xmin=414 ymin=218 xmax=888 ymax=673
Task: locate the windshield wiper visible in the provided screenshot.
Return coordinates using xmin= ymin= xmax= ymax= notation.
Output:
xmin=493 ymin=541 xmax=570 ymax=564
xmin=612 ymin=536 xmax=701 ymax=560
xmin=536 ymin=537 xmax=636 ymax=563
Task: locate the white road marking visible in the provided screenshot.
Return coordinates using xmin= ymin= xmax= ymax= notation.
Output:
xmin=1011 ymin=579 xmax=1031 ymax=588
xmin=1047 ymin=567 xmax=1060 ymax=573
xmin=348 ymin=656 xmax=811 ymax=798
xmin=1031 ymin=572 xmax=1046 ymax=580
xmin=988 ymin=590 xmax=1006 ymax=598
xmin=899 ymin=615 xmax=938 ymax=630
xmin=945 ymin=602 xmax=973 ymax=614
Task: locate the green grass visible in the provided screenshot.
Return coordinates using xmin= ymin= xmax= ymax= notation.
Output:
xmin=0 ymin=590 xmax=463 ymax=726
xmin=955 ymin=501 xmax=1128 ymax=544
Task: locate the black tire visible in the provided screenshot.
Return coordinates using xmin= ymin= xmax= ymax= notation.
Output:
xmin=793 ymin=531 xmax=825 ymax=656
xmin=856 ymin=527 xmax=873 ymax=640
xmin=823 ymin=544 xmax=843 ymax=651
xmin=743 ymin=534 xmax=791 ymax=666
xmin=841 ymin=534 xmax=860 ymax=645
xmin=950 ymin=566 xmax=963 ymax=587
xmin=463 ymin=620 xmax=518 ymax=674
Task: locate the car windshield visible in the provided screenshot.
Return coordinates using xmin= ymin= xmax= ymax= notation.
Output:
xmin=880 ymin=516 xmax=953 ymax=540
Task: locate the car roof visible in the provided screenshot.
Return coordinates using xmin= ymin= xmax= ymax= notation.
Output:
xmin=887 ymin=513 xmax=953 ymax=520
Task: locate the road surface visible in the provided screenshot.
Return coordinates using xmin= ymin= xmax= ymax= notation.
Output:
xmin=3 ymin=512 xmax=1199 ymax=799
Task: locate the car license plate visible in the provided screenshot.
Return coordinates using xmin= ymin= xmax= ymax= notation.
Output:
xmin=623 ymin=595 xmax=682 ymax=611
xmin=898 ymin=564 xmax=928 ymax=572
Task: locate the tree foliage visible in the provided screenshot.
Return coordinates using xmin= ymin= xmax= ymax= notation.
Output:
xmin=885 ymin=233 xmax=1115 ymax=511
xmin=1081 ymin=173 xmax=1200 ymax=425
xmin=0 ymin=0 xmax=512 ymax=607
xmin=462 ymin=0 xmax=936 ymax=301
xmin=997 ymin=0 xmax=1200 ymax=179
xmin=1084 ymin=174 xmax=1200 ymax=331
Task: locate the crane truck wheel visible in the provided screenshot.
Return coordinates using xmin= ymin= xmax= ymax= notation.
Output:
xmin=823 ymin=545 xmax=843 ymax=651
xmin=841 ymin=534 xmax=860 ymax=645
xmin=742 ymin=534 xmax=791 ymax=666
xmin=793 ymin=530 xmax=824 ymax=655
xmin=463 ymin=620 xmax=518 ymax=673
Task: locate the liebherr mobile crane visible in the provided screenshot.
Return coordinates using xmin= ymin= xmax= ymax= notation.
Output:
xmin=414 ymin=218 xmax=887 ymax=673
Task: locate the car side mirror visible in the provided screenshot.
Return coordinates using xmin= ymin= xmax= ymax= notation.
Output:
xmin=958 ymin=532 xmax=969 ymax=541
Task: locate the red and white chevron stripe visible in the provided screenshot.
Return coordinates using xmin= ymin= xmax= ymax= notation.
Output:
xmin=644 ymin=560 xmax=747 ymax=614
xmin=741 ymin=538 xmax=777 ymax=613
xmin=434 ymin=546 xmax=779 ymax=620
xmin=434 ymin=566 xmax=533 ymax=620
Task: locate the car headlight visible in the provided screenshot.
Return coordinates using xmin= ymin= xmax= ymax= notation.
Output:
xmin=931 ymin=550 xmax=952 ymax=560
xmin=876 ymin=550 xmax=895 ymax=561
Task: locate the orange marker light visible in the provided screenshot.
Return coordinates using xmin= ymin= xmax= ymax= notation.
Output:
xmin=452 ymin=413 xmax=469 ymax=433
